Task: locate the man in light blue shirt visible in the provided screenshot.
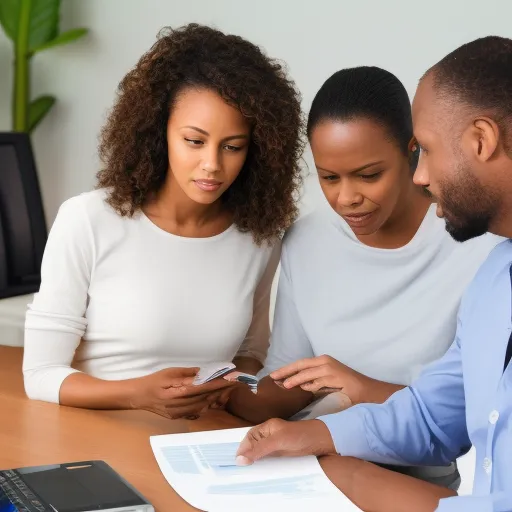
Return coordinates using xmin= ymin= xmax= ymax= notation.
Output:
xmin=236 ymin=36 xmax=512 ymax=511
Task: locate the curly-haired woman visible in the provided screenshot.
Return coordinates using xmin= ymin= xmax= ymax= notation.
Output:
xmin=22 ymin=24 xmax=304 ymax=420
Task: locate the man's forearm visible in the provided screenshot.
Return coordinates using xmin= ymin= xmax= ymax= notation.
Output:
xmin=228 ymin=375 xmax=314 ymax=423
xmin=319 ymin=455 xmax=456 ymax=512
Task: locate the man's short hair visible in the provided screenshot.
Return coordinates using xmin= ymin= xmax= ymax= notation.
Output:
xmin=425 ymin=36 xmax=512 ymax=150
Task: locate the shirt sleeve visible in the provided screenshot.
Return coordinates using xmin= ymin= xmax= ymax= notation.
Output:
xmin=318 ymin=309 xmax=469 ymax=467
xmin=436 ymin=492 xmax=512 ymax=512
xmin=23 ymin=196 xmax=94 ymax=403
xmin=235 ymin=241 xmax=282 ymax=363
xmin=257 ymin=242 xmax=314 ymax=378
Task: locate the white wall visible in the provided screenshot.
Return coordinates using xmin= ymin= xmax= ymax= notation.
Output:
xmin=1 ymin=0 xmax=511 ymax=225
xmin=0 ymin=6 xmax=502 ymax=484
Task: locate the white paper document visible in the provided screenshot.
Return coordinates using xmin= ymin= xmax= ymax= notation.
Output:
xmin=193 ymin=362 xmax=259 ymax=393
xmin=150 ymin=427 xmax=362 ymax=511
xmin=193 ymin=362 xmax=236 ymax=385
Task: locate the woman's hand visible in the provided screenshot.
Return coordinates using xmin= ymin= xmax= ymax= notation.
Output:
xmin=130 ymin=367 xmax=238 ymax=419
xmin=270 ymin=355 xmax=372 ymax=405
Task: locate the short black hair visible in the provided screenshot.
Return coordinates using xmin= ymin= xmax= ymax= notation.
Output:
xmin=307 ymin=66 xmax=412 ymax=155
xmin=427 ymin=36 xmax=512 ymax=149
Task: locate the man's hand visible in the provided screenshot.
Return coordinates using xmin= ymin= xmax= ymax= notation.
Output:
xmin=235 ymin=418 xmax=336 ymax=465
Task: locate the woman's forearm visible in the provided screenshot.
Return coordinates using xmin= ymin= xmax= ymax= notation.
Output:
xmin=228 ymin=376 xmax=314 ymax=423
xmin=358 ymin=378 xmax=405 ymax=405
xmin=232 ymin=356 xmax=263 ymax=375
xmin=58 ymin=372 xmax=137 ymax=410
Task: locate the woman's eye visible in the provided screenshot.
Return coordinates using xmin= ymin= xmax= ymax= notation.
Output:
xmin=321 ymin=175 xmax=339 ymax=182
xmin=224 ymin=144 xmax=242 ymax=152
xmin=184 ymin=138 xmax=203 ymax=146
xmin=360 ymin=172 xmax=382 ymax=181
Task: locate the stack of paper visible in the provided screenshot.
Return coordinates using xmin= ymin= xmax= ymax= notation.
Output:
xmin=193 ymin=362 xmax=259 ymax=393
xmin=150 ymin=427 xmax=362 ymax=511
xmin=193 ymin=363 xmax=237 ymax=385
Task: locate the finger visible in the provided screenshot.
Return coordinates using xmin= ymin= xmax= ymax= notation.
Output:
xmin=236 ymin=421 xmax=283 ymax=465
xmin=206 ymin=390 xmax=224 ymax=402
xmin=161 ymin=367 xmax=200 ymax=388
xmin=209 ymin=387 xmax=234 ymax=409
xmin=200 ymin=377 xmax=239 ymax=392
xmin=300 ymin=378 xmax=336 ymax=394
xmin=179 ymin=378 xmax=237 ymax=397
xmin=218 ymin=386 xmax=234 ymax=405
xmin=164 ymin=395 xmax=210 ymax=408
xmin=282 ymin=367 xmax=327 ymax=389
xmin=164 ymin=400 xmax=210 ymax=420
xmin=270 ymin=357 xmax=323 ymax=381
xmin=204 ymin=391 xmax=224 ymax=408
xmin=169 ymin=383 xmax=231 ymax=400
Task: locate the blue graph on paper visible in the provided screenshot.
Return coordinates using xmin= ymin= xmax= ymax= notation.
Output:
xmin=162 ymin=442 xmax=246 ymax=476
xmin=207 ymin=474 xmax=321 ymax=498
xmin=161 ymin=444 xmax=326 ymax=498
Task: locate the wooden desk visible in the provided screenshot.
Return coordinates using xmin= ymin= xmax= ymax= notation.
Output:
xmin=0 ymin=346 xmax=249 ymax=511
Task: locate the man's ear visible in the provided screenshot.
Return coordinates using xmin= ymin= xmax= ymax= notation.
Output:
xmin=463 ymin=116 xmax=499 ymax=162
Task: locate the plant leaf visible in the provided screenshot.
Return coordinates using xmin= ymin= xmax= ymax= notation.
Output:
xmin=31 ymin=27 xmax=88 ymax=53
xmin=28 ymin=0 xmax=60 ymax=51
xmin=28 ymin=95 xmax=56 ymax=133
xmin=0 ymin=0 xmax=22 ymax=41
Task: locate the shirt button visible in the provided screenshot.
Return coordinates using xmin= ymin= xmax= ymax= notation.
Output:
xmin=489 ymin=410 xmax=500 ymax=424
xmin=483 ymin=457 xmax=493 ymax=474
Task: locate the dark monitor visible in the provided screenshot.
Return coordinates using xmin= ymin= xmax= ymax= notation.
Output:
xmin=0 ymin=132 xmax=47 ymax=299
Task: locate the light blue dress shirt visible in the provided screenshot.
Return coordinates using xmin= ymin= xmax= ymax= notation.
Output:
xmin=319 ymin=240 xmax=512 ymax=511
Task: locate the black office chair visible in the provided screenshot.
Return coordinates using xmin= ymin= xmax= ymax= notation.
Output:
xmin=0 ymin=133 xmax=47 ymax=299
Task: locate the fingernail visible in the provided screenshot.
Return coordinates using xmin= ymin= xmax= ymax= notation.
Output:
xmin=235 ymin=455 xmax=251 ymax=466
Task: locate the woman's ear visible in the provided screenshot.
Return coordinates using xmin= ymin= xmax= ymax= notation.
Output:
xmin=408 ymin=137 xmax=420 ymax=172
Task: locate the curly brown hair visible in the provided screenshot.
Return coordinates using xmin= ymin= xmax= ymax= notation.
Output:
xmin=96 ymin=23 xmax=304 ymax=244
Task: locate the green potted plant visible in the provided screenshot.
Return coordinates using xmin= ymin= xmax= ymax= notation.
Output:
xmin=0 ymin=0 xmax=88 ymax=133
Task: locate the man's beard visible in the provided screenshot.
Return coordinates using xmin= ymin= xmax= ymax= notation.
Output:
xmin=438 ymin=163 xmax=497 ymax=243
